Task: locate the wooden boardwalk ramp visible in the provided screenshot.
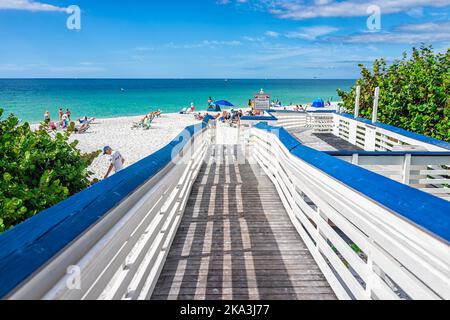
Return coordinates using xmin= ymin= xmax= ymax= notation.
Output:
xmin=151 ymin=145 xmax=336 ymax=300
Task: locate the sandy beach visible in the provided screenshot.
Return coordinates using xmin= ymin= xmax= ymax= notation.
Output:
xmin=67 ymin=113 xmax=200 ymax=181
xmin=36 ymin=103 xmax=339 ymax=181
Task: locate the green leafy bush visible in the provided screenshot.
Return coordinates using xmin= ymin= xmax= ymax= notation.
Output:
xmin=0 ymin=109 xmax=98 ymax=233
xmin=338 ymin=45 xmax=450 ymax=142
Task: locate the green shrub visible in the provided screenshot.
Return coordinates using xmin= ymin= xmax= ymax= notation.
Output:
xmin=0 ymin=109 xmax=98 ymax=233
xmin=338 ymin=45 xmax=450 ymax=142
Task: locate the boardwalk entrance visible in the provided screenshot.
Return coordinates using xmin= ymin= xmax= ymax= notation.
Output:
xmin=152 ymin=145 xmax=336 ymax=300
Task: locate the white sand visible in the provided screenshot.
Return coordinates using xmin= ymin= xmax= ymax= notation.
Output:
xmin=32 ymin=102 xmax=340 ymax=181
xmin=67 ymin=113 xmax=200 ymax=181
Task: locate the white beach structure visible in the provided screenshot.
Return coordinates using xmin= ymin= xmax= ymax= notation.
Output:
xmin=0 ymin=109 xmax=449 ymax=301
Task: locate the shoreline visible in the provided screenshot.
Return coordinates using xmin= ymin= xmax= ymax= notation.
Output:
xmin=23 ymin=101 xmax=342 ymax=125
xmin=32 ymin=103 xmax=340 ymax=180
xmin=64 ymin=113 xmax=201 ymax=181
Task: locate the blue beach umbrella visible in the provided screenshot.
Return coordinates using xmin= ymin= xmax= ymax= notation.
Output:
xmin=214 ymin=100 xmax=234 ymax=107
xmin=312 ymin=97 xmax=325 ymax=108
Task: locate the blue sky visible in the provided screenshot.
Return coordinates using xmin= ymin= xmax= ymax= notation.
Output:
xmin=0 ymin=0 xmax=449 ymax=78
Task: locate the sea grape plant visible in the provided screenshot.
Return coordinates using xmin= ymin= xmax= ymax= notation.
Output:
xmin=0 ymin=109 xmax=98 ymax=233
xmin=337 ymin=45 xmax=450 ymax=142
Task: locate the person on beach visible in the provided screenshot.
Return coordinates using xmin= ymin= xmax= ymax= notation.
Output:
xmin=44 ymin=111 xmax=51 ymax=124
xmin=103 ymin=146 xmax=125 ymax=179
xmin=66 ymin=108 xmax=72 ymax=121
xmin=59 ymin=108 xmax=64 ymax=121
xmin=190 ymin=103 xmax=195 ymax=113
xmin=208 ymin=97 xmax=213 ymax=107
xmin=75 ymin=122 xmax=89 ymax=134
xmin=61 ymin=113 xmax=69 ymax=129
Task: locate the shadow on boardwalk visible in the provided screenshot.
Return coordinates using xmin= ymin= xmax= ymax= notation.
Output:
xmin=151 ymin=145 xmax=336 ymax=300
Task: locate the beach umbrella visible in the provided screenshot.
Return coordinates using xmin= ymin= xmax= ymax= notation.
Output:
xmin=312 ymin=97 xmax=325 ymax=108
xmin=214 ymin=100 xmax=234 ymax=107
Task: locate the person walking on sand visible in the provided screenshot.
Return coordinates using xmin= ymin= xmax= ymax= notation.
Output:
xmin=59 ymin=108 xmax=64 ymax=121
xmin=103 ymin=146 xmax=125 ymax=179
xmin=66 ymin=108 xmax=72 ymax=121
xmin=44 ymin=111 xmax=51 ymax=124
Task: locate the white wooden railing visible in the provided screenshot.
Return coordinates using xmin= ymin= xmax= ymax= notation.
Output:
xmin=249 ymin=126 xmax=450 ymax=300
xmin=275 ymin=112 xmax=334 ymax=133
xmin=275 ymin=111 xmax=449 ymax=152
xmin=273 ymin=111 xmax=450 ymax=200
xmin=333 ymin=114 xmax=448 ymax=152
xmin=7 ymin=127 xmax=210 ymax=300
xmin=332 ymin=153 xmax=450 ymax=201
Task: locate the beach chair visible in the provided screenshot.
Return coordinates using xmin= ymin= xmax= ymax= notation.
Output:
xmin=142 ymin=116 xmax=155 ymax=130
xmin=132 ymin=121 xmax=143 ymax=129
xmin=76 ymin=123 xmax=90 ymax=134
xmin=132 ymin=115 xmax=150 ymax=129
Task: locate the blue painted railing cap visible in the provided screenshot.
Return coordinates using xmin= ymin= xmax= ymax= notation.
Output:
xmin=339 ymin=113 xmax=450 ymax=151
xmin=255 ymin=122 xmax=450 ymax=244
xmin=0 ymin=122 xmax=206 ymax=299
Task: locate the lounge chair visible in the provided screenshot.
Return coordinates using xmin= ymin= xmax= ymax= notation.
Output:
xmin=142 ymin=116 xmax=155 ymax=130
xmin=75 ymin=123 xmax=90 ymax=134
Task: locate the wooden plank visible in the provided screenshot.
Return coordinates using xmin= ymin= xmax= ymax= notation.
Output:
xmin=151 ymin=145 xmax=336 ymax=300
xmin=289 ymin=128 xmax=362 ymax=152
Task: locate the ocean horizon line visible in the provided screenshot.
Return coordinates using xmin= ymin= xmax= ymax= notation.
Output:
xmin=0 ymin=77 xmax=358 ymax=81
xmin=0 ymin=78 xmax=354 ymax=122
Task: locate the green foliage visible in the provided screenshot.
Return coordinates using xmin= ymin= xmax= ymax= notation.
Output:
xmin=0 ymin=109 xmax=97 ymax=233
xmin=338 ymin=45 xmax=450 ymax=142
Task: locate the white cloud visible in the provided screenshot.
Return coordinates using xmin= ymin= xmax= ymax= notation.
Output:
xmin=164 ymin=40 xmax=241 ymax=49
xmin=286 ymin=26 xmax=339 ymax=40
xmin=243 ymin=35 xmax=265 ymax=42
xmin=342 ymin=21 xmax=450 ymax=43
xmin=0 ymin=0 xmax=66 ymax=12
xmin=265 ymin=31 xmax=280 ymax=37
xmin=264 ymin=0 xmax=450 ymax=20
xmin=396 ymin=21 xmax=450 ymax=32
xmin=217 ymin=0 xmax=248 ymax=4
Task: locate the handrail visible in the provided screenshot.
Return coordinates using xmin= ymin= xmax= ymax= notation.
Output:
xmin=0 ymin=122 xmax=209 ymax=299
xmin=325 ymin=151 xmax=450 ymax=156
xmin=339 ymin=113 xmax=450 ymax=151
xmin=250 ymin=122 xmax=450 ymax=300
xmin=268 ymin=109 xmax=337 ymax=114
xmin=253 ymin=122 xmax=450 ymax=243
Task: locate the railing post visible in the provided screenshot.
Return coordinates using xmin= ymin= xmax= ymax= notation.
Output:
xmin=349 ymin=119 xmax=358 ymax=146
xmin=403 ymin=154 xmax=412 ymax=185
xmin=372 ymin=87 xmax=380 ymax=124
xmin=354 ymin=85 xmax=361 ymax=118
xmin=365 ymin=244 xmax=374 ymax=300
xmin=352 ymin=154 xmax=359 ymax=165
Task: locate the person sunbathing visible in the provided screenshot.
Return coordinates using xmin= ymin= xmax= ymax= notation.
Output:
xmin=75 ymin=122 xmax=89 ymax=134
xmin=194 ymin=113 xmax=204 ymax=121
xmin=48 ymin=121 xmax=57 ymax=131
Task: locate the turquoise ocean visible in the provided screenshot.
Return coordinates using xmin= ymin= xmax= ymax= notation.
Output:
xmin=0 ymin=79 xmax=354 ymax=123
